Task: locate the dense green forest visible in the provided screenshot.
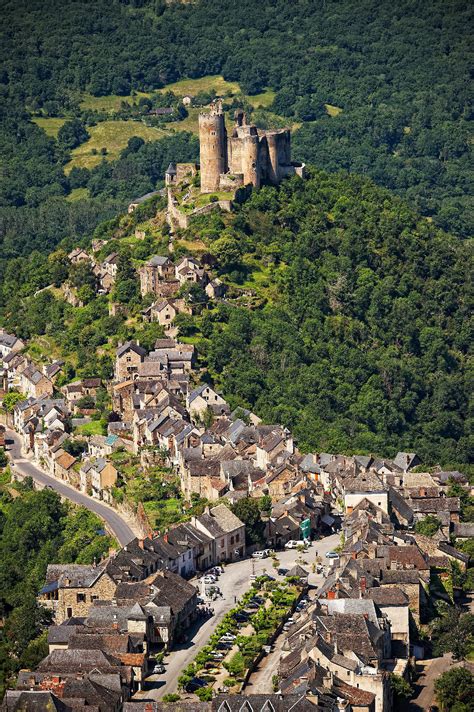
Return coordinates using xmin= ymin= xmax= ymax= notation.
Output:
xmin=1 ymin=0 xmax=472 ymax=241
xmin=180 ymin=170 xmax=472 ymax=466
xmin=0 ymin=474 xmax=115 ymax=695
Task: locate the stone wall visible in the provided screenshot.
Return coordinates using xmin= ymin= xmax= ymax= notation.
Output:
xmin=55 ymin=572 xmax=117 ymax=623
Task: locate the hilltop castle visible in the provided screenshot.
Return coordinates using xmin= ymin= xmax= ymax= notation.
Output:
xmin=198 ymin=100 xmax=304 ymax=192
xmin=165 ymin=100 xmax=304 ymax=228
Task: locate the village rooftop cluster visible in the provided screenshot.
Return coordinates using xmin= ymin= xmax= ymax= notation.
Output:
xmin=0 ymin=314 xmax=472 ymax=711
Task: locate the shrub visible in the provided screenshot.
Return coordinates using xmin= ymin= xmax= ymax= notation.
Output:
xmin=162 ymin=693 xmax=180 ymax=702
xmin=223 ymin=651 xmax=245 ymax=677
xmin=195 ymin=686 xmax=213 ymax=701
xmin=415 ymin=515 xmax=441 ymax=537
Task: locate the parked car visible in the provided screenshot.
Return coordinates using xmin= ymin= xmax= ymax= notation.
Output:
xmin=284 ymin=540 xmax=308 ymax=549
xmin=152 ymin=664 xmax=165 ymax=675
xmin=278 ymin=567 xmax=289 ymax=576
xmin=246 ymin=602 xmax=259 ymax=610
xmin=234 ymin=613 xmax=249 ymax=622
xmin=252 ymin=551 xmax=266 ymax=559
xmin=325 ymin=551 xmax=339 ymax=559
xmin=220 ymin=633 xmax=237 ymax=642
xmin=216 ymin=641 xmax=233 ymax=650
xmin=186 ymin=678 xmax=207 ymax=692
xmin=250 ymin=596 xmax=264 ymax=604
xmin=203 ymin=575 xmax=217 ymax=584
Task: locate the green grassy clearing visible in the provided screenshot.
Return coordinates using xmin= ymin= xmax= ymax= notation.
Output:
xmin=32 ymin=117 xmax=67 ymax=137
xmin=247 ymin=89 xmax=276 ymax=108
xmin=74 ymin=421 xmax=104 ymax=436
xmin=80 ymin=91 xmax=153 ymax=112
xmin=165 ymin=107 xmax=201 ymax=134
xmin=157 ymin=75 xmax=240 ymax=98
xmin=66 ymin=187 xmax=90 ymax=202
xmin=325 ymin=103 xmax=343 ymax=117
xmin=143 ymin=498 xmax=184 ymax=530
xmin=193 ymin=190 xmax=234 ymax=207
xmin=64 ymin=120 xmax=167 ymax=172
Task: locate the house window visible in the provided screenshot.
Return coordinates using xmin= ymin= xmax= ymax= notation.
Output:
xmin=220 ymin=539 xmax=225 ymax=547
xmin=76 ymin=593 xmax=86 ymax=603
xmin=90 ymin=595 xmax=98 ymax=602
xmin=230 ymin=536 xmax=234 ymax=545
xmin=67 ymin=607 xmax=73 ymax=618
xmin=235 ymin=533 xmax=239 ymax=543
xmin=126 ymin=356 xmax=131 ymax=362
xmin=188 ymin=551 xmax=191 ymax=559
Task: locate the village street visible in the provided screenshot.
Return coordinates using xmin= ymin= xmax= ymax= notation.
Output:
xmin=135 ymin=531 xmax=341 ymax=701
xmin=4 ymin=428 xmax=137 ymax=546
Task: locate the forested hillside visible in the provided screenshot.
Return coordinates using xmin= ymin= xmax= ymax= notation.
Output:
xmin=1 ymin=0 xmax=472 ymax=239
xmin=1 ymin=168 xmax=471 ymax=467
xmin=178 ymin=170 xmax=472 ymax=466
xmin=0 ymin=475 xmax=115 ymax=695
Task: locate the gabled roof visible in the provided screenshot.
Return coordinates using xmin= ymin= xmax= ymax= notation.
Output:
xmin=116 ymin=341 xmax=146 ymax=358
xmin=44 ymin=563 xmax=108 ymax=589
xmin=410 ymin=496 xmax=460 ymax=513
xmin=209 ymin=503 xmax=244 ymax=532
xmin=393 ymin=451 xmax=420 ymax=470
xmin=148 ymin=255 xmax=171 ymax=267
xmin=343 ymin=471 xmax=385 ymax=493
xmin=55 ymin=452 xmax=77 ymax=470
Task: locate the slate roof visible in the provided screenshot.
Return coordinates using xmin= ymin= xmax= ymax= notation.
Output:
xmin=410 ymin=497 xmax=460 ymax=513
xmin=438 ymin=541 xmax=470 ymax=563
xmin=37 ymin=648 xmax=122 ymax=673
xmin=454 ymin=522 xmax=474 ymax=538
xmin=130 ymin=191 xmax=161 ymax=205
xmin=0 ymin=332 xmax=20 ymax=348
xmin=44 ymin=563 xmax=108 ymax=589
xmin=393 ymin=452 xmax=419 ymax=470
xmin=196 ymin=512 xmax=226 ymax=538
xmin=365 ymin=587 xmax=409 ymax=606
xmin=210 ymin=503 xmax=244 ymax=532
xmin=287 ymin=565 xmax=309 ymax=578
xmin=116 ymin=341 xmax=146 ymax=358
xmin=3 ymin=691 xmax=69 ymax=711
xmin=148 ymin=255 xmax=171 ymax=267
xmin=388 ymin=486 xmax=414 ymax=523
xmin=343 ymin=471 xmax=385 ymax=492
xmin=380 ymin=569 xmax=420 ymax=584
xmin=323 ymin=598 xmax=379 ymax=623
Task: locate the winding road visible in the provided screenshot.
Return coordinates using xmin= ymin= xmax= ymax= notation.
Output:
xmin=5 ymin=429 xmax=135 ymax=546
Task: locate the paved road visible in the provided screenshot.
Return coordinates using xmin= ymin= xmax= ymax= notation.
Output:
xmin=5 ymin=429 xmax=136 ymax=547
xmin=135 ymin=531 xmax=341 ymax=702
xmin=244 ymin=533 xmax=339 ymax=695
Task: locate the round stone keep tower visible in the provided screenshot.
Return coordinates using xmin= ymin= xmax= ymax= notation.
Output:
xmin=199 ymin=102 xmax=227 ymax=193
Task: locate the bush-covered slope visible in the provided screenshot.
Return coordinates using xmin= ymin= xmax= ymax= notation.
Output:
xmin=188 ymin=169 xmax=472 ymax=465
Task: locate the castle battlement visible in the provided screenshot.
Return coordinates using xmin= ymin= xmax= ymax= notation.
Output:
xmin=198 ymin=104 xmax=304 ymax=193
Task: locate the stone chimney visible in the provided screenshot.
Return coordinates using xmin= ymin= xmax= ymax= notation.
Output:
xmin=138 ymin=539 xmax=144 ymax=550
xmin=360 ymin=576 xmax=367 ymax=594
